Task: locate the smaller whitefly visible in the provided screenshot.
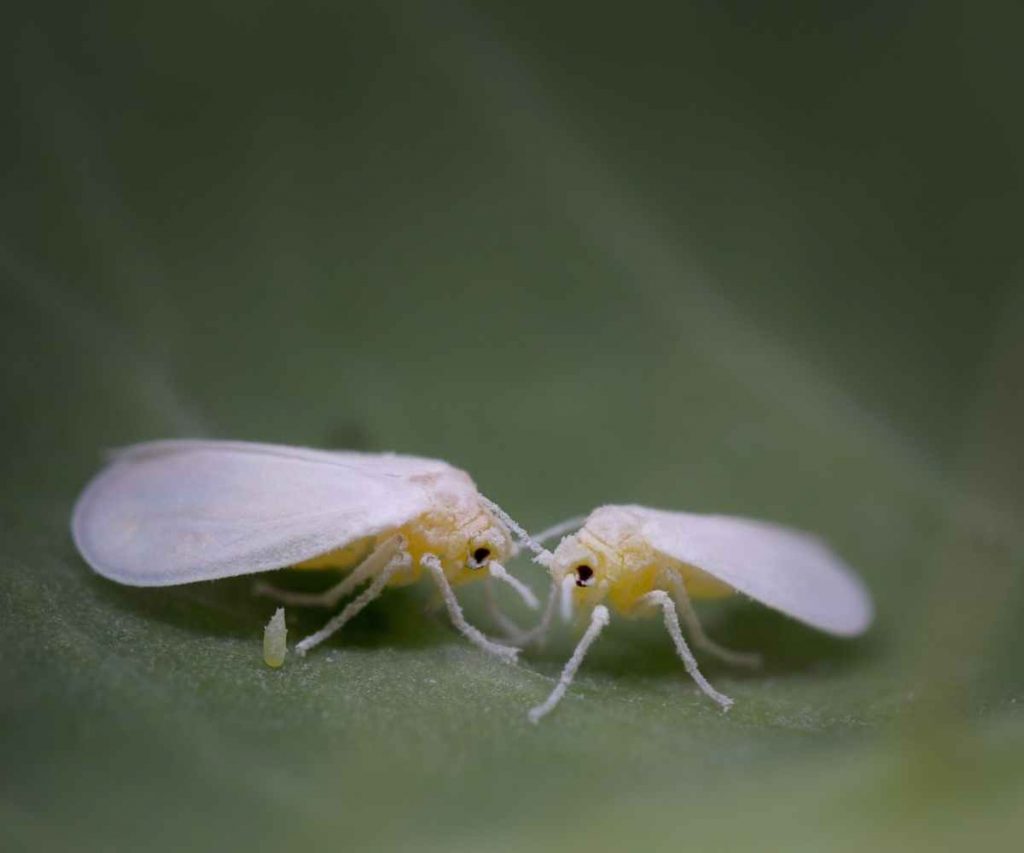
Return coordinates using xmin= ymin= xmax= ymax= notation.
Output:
xmin=523 ymin=504 xmax=875 ymax=722
xmin=263 ymin=607 xmax=287 ymax=668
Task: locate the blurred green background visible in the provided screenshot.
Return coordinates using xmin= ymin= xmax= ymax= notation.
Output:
xmin=2 ymin=2 xmax=1022 ymax=850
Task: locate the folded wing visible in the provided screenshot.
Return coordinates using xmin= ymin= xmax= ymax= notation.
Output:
xmin=73 ymin=441 xmax=439 ymax=586
xmin=636 ymin=506 xmax=873 ymax=636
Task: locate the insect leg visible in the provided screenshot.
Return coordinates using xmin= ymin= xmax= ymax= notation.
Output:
xmin=527 ymin=605 xmax=610 ymax=723
xmin=486 ymin=578 xmax=560 ymax=648
xmin=662 ymin=571 xmax=762 ymax=668
xmin=294 ymin=546 xmax=410 ymax=656
xmin=483 ymin=578 xmax=528 ymax=640
xmin=488 ymin=562 xmax=540 ymax=610
xmin=532 ymin=579 xmax=559 ymax=646
xmin=253 ymin=536 xmax=403 ymax=609
xmin=640 ymin=590 xmax=733 ymax=710
xmin=421 ymin=554 xmax=519 ymax=663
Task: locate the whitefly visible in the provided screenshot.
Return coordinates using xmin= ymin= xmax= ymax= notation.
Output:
xmin=72 ymin=440 xmax=541 ymax=662
xmin=520 ymin=504 xmax=874 ymax=722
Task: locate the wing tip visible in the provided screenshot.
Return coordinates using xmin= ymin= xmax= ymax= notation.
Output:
xmin=806 ymin=582 xmax=875 ymax=638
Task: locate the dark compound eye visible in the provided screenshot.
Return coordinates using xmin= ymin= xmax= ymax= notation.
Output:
xmin=575 ymin=565 xmax=594 ymax=587
xmin=472 ymin=547 xmax=491 ymax=564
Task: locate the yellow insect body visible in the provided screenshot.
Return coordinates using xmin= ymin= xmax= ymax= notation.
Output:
xmin=72 ymin=441 xmax=536 ymax=666
xmin=294 ymin=503 xmax=514 ymax=590
xmin=527 ymin=503 xmax=872 ymax=722
xmin=552 ymin=506 xmax=733 ymax=616
xmin=294 ymin=538 xmax=375 ymax=571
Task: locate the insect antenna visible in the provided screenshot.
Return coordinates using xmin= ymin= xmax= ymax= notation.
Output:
xmin=479 ymin=496 xmax=552 ymax=566
xmin=532 ymin=515 xmax=588 ymax=546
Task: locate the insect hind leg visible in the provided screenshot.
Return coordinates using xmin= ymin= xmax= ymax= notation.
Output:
xmin=295 ymin=548 xmax=409 ymax=656
xmin=253 ymin=574 xmax=362 ymax=609
xmin=253 ymin=536 xmax=402 ymax=609
xmin=662 ymin=571 xmax=762 ymax=669
xmin=640 ymin=590 xmax=733 ymax=710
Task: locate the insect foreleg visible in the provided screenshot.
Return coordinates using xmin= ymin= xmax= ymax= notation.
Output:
xmin=488 ymin=562 xmax=539 ymax=610
xmin=482 ymin=578 xmax=528 ymax=640
xmin=527 ymin=604 xmax=610 ymax=723
xmin=640 ymin=590 xmax=733 ymax=710
xmin=661 ymin=570 xmax=761 ymax=668
xmin=421 ymin=554 xmax=519 ymax=664
xmin=295 ymin=544 xmax=410 ymax=656
xmin=254 ymin=535 xmax=403 ymax=609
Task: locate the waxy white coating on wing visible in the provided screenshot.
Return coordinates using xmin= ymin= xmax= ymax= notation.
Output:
xmin=630 ymin=505 xmax=873 ymax=637
xmin=72 ymin=441 xmax=472 ymax=587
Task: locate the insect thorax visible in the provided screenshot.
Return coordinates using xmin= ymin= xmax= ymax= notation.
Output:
xmin=578 ymin=506 xmax=653 ymax=569
xmin=568 ymin=506 xmax=732 ymax=612
xmin=397 ymin=497 xmax=511 ymax=586
xmin=292 ymin=500 xmax=508 ymax=588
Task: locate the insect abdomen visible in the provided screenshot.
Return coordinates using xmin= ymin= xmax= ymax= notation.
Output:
xmin=677 ymin=561 xmax=735 ymax=599
xmin=292 ymin=536 xmax=375 ymax=570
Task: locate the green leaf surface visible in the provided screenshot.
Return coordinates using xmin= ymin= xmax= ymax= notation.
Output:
xmin=3 ymin=3 xmax=1023 ymax=851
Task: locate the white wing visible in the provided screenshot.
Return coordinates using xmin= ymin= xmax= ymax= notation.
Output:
xmin=72 ymin=441 xmax=454 ymax=587
xmin=109 ymin=439 xmax=454 ymax=479
xmin=633 ymin=506 xmax=873 ymax=636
